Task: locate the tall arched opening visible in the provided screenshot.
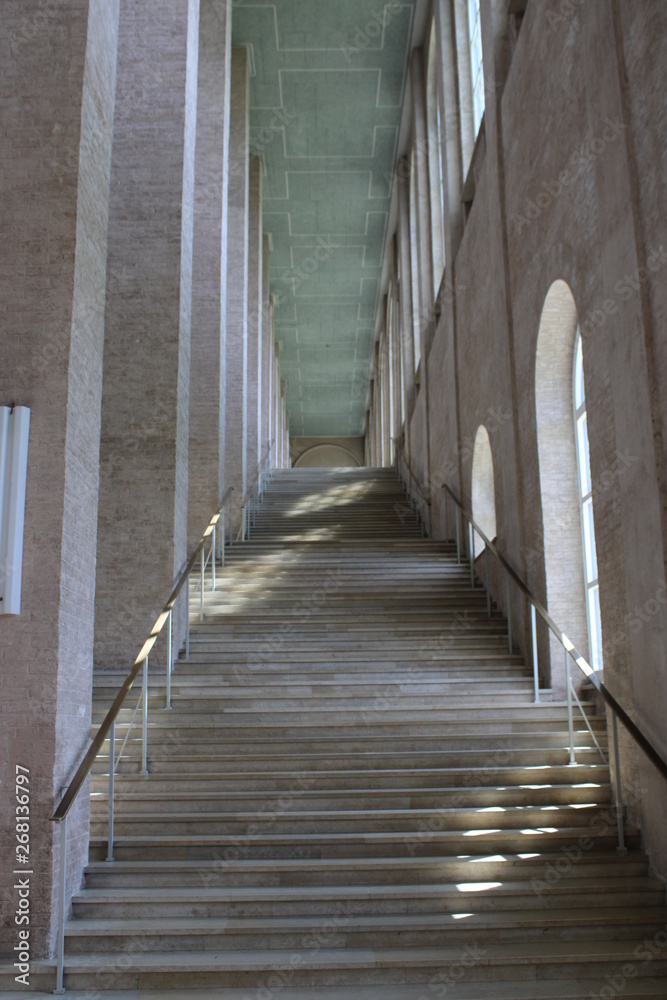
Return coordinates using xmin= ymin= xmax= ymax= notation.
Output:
xmin=535 ymin=280 xmax=589 ymax=696
xmin=471 ymin=425 xmax=497 ymax=559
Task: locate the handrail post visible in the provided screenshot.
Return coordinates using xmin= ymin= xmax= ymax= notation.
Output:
xmin=505 ymin=575 xmax=512 ymax=654
xmin=531 ymin=604 xmax=540 ymax=704
xmin=166 ymin=609 xmax=173 ymax=710
xmin=54 ymin=816 xmax=68 ymax=994
xmin=444 ymin=492 xmax=449 ymax=542
xmin=611 ymin=713 xmax=627 ymax=853
xmin=468 ymin=523 xmax=475 ymax=588
xmin=221 ymin=510 xmax=225 ymax=568
xmin=140 ymin=657 xmax=149 ymax=775
xmin=566 ymin=649 xmax=576 ymax=765
xmin=185 ymin=577 xmax=190 ymax=659
xmin=229 ymin=493 xmax=233 ymax=547
xmin=200 ymin=547 xmax=205 ymax=622
xmin=107 ymin=720 xmax=116 ymax=861
xmin=455 ymin=506 xmax=461 ymax=564
xmin=485 ymin=547 xmax=491 ymax=618
xmin=212 ymin=525 xmax=216 ymax=591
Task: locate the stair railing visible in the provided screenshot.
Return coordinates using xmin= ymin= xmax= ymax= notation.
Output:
xmin=395 ymin=445 xmax=431 ymax=536
xmin=49 ymin=485 xmax=238 ymax=994
xmin=441 ymin=481 xmax=667 ymax=855
xmin=237 ymin=439 xmax=275 ymax=542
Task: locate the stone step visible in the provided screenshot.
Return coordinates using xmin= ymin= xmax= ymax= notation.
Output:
xmin=93 ymin=733 xmax=606 ymax=761
xmin=88 ymin=802 xmax=614 ymax=837
xmin=94 ymin=676 xmax=546 ymax=698
xmin=89 ymin=783 xmax=613 ymax=816
xmin=87 ymin=827 xmax=641 ymax=861
xmin=81 ymin=850 xmax=651 ymax=888
xmin=71 ymin=877 xmax=663 ymax=919
xmin=9 ymin=941 xmax=667 ymax=992
xmin=7 ymin=981 xmax=667 ymax=999
xmin=96 ymin=748 xmax=608 ymax=776
xmin=89 ymin=762 xmax=610 ymax=793
xmin=63 ymin=905 xmax=667 ymax=953
xmin=94 ymin=706 xmax=590 ymax=727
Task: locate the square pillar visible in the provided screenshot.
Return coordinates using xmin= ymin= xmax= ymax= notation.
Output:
xmin=188 ymin=0 xmax=232 ymax=548
xmin=0 ymin=0 xmax=119 ymax=956
xmin=273 ymin=341 xmax=282 ymax=468
xmin=224 ymin=47 xmax=250 ymax=534
xmin=95 ymin=0 xmax=200 ymax=671
xmin=246 ymin=155 xmax=263 ymax=488
xmin=261 ymin=239 xmax=273 ymax=464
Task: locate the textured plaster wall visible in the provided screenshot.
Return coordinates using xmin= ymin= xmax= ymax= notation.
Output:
xmin=291 ymin=437 xmax=365 ymax=469
xmin=403 ymin=0 xmax=667 ymax=876
xmin=0 ymin=0 xmax=119 ymax=957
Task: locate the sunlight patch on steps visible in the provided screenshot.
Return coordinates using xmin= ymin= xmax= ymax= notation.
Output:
xmin=456 ymin=881 xmax=503 ymax=892
xmin=285 ymin=482 xmax=372 ymax=517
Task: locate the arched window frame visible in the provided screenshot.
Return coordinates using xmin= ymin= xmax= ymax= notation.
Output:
xmin=467 ymin=0 xmax=485 ymax=138
xmin=408 ymin=148 xmax=422 ymax=374
xmin=426 ymin=25 xmax=446 ymax=289
xmin=573 ymin=330 xmax=603 ymax=671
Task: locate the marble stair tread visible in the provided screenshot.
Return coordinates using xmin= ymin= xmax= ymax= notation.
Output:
xmin=19 ymin=940 xmax=667 ymax=970
xmin=74 ymin=875 xmax=660 ymax=903
xmin=82 ymin=850 xmax=649 ymax=875
xmin=8 ymin=982 xmax=667 ymax=999
xmin=66 ymin=905 xmax=667 ymax=934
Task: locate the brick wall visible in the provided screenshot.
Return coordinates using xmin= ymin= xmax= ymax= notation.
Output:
xmin=94 ymin=0 xmax=200 ymax=673
xmin=0 ymin=0 xmax=119 ymax=958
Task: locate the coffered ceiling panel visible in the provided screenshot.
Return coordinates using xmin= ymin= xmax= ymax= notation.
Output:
xmin=232 ymin=1 xmax=417 ymax=437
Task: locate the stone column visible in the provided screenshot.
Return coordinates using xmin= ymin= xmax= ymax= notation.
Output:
xmin=397 ymin=179 xmax=416 ymax=421
xmin=368 ymin=383 xmax=377 ymax=467
xmin=280 ymin=380 xmax=288 ymax=468
xmin=410 ymin=49 xmax=433 ymax=489
xmin=224 ymin=47 xmax=250 ymax=532
xmin=246 ymin=156 xmax=263 ymax=488
xmin=261 ymin=241 xmax=273 ymax=462
xmin=188 ymin=0 xmax=232 ymax=549
xmin=0 ymin=0 xmax=120 ymax=956
xmin=273 ymin=342 xmax=282 ymax=467
xmin=94 ymin=0 xmax=200 ymax=671
xmin=284 ymin=408 xmax=291 ymax=470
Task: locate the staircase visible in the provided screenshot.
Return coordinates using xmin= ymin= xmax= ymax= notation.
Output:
xmin=18 ymin=469 xmax=667 ymax=996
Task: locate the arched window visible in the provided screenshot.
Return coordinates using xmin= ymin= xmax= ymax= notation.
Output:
xmin=574 ymin=331 xmax=603 ymax=671
xmin=471 ymin=425 xmax=497 ymax=559
xmin=408 ymin=149 xmax=422 ymax=373
xmin=426 ymin=25 xmax=446 ymax=288
xmin=467 ymin=0 xmax=485 ymax=137
xmin=535 ymin=281 xmax=588 ymax=695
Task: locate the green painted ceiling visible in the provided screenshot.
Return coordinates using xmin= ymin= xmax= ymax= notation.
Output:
xmin=231 ymin=0 xmax=418 ymax=437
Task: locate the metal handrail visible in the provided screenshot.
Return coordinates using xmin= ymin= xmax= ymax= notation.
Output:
xmin=49 ymin=484 xmax=239 ymax=993
xmin=395 ymin=444 xmax=431 ymax=504
xmin=395 ymin=446 xmax=430 ymax=537
xmin=238 ymin=439 xmax=275 ymax=541
xmin=439 ymin=482 xmax=667 ymax=817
